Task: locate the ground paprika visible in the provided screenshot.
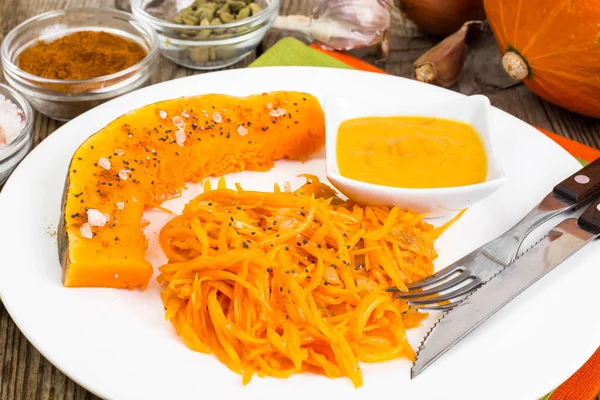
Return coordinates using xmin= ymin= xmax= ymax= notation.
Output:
xmin=18 ymin=31 xmax=147 ymax=80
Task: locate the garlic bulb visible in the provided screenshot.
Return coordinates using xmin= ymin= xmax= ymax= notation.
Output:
xmin=273 ymin=0 xmax=393 ymax=56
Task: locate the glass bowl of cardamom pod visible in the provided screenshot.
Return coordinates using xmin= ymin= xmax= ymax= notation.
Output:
xmin=131 ymin=0 xmax=279 ymax=70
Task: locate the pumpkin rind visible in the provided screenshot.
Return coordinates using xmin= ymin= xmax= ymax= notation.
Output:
xmin=58 ymin=91 xmax=326 ymax=290
xmin=484 ymin=0 xmax=600 ymax=117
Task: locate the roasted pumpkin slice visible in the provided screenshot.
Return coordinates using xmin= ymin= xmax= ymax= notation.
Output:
xmin=58 ymin=91 xmax=325 ymax=289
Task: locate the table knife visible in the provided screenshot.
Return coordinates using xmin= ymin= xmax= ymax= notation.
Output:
xmin=401 ymin=158 xmax=600 ymax=301
xmin=411 ymin=196 xmax=600 ymax=378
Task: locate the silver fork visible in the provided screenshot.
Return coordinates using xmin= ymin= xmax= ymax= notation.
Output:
xmin=386 ymin=156 xmax=600 ymax=310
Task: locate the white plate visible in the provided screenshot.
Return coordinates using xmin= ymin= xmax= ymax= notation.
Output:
xmin=0 ymin=67 xmax=598 ymax=400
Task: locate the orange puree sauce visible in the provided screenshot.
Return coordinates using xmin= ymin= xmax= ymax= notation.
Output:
xmin=336 ymin=116 xmax=488 ymax=189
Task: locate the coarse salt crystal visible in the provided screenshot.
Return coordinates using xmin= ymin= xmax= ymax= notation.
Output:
xmin=222 ymin=109 xmax=227 ymax=113
xmin=114 ymin=273 xmax=119 ymax=279
xmin=114 ymin=148 xmax=125 ymax=156
xmin=175 ymin=129 xmax=186 ymax=147
xmin=172 ymin=116 xmax=185 ymax=129
xmin=269 ymin=108 xmax=286 ymax=118
xmin=159 ymin=110 xmax=167 ymax=119
xmin=237 ymin=125 xmax=249 ymax=136
xmin=116 ymin=202 xmax=125 ymax=210
xmin=132 ymin=195 xmax=138 ymax=203
xmin=98 ymin=157 xmax=111 ymax=170
xmin=80 ymin=223 xmax=93 ymax=239
xmin=267 ymin=102 xmax=273 ymax=109
xmin=212 ymin=112 xmax=223 ymax=123
xmin=181 ymin=110 xmax=190 ymax=119
xmin=87 ymin=209 xmax=108 ymax=227
xmin=118 ymin=169 xmax=130 ymax=180
xmin=0 ymin=94 xmax=25 ymax=148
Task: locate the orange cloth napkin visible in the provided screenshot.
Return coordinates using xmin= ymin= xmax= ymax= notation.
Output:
xmin=310 ymin=43 xmax=600 ymax=400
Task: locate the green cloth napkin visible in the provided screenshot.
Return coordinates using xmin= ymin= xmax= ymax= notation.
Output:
xmin=249 ymin=37 xmax=353 ymax=69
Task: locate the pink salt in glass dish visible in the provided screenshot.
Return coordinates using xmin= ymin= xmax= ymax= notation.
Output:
xmin=0 ymin=83 xmax=33 ymax=186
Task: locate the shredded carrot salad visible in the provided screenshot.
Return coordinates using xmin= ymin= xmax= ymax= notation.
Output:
xmin=157 ymin=175 xmax=449 ymax=388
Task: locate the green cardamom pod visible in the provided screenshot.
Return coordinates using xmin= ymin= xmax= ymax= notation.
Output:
xmin=236 ymin=6 xmax=251 ymax=19
xmin=219 ymin=12 xmax=235 ymax=23
xmin=216 ymin=3 xmax=230 ymax=16
xmin=248 ymin=3 xmax=262 ymax=15
xmin=227 ymin=0 xmax=246 ymax=13
xmin=190 ymin=47 xmax=210 ymax=62
xmin=195 ymin=18 xmax=212 ymax=39
xmin=182 ymin=14 xmax=200 ymax=25
xmin=210 ymin=17 xmax=222 ymax=25
xmin=198 ymin=7 xmax=215 ymax=20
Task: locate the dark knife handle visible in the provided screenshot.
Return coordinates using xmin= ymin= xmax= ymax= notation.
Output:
xmin=579 ymin=197 xmax=600 ymax=235
xmin=554 ymin=158 xmax=600 ymax=207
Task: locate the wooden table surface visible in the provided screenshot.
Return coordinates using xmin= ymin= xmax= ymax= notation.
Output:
xmin=1 ymin=1 xmax=599 ymax=399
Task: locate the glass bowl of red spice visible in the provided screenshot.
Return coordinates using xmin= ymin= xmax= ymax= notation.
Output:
xmin=131 ymin=0 xmax=279 ymax=70
xmin=1 ymin=7 xmax=159 ymax=121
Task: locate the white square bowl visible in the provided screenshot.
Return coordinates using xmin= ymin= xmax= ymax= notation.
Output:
xmin=325 ymin=93 xmax=506 ymax=217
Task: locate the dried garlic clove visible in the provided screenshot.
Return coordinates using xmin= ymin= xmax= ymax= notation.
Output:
xmin=413 ymin=21 xmax=483 ymax=87
xmin=378 ymin=29 xmax=390 ymax=59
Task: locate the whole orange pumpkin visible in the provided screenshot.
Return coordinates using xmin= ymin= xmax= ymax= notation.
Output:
xmin=484 ymin=0 xmax=600 ymax=118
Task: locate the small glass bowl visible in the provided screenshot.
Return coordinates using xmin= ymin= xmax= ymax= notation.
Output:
xmin=131 ymin=0 xmax=279 ymax=70
xmin=1 ymin=7 xmax=159 ymax=121
xmin=0 ymin=84 xmax=34 ymax=187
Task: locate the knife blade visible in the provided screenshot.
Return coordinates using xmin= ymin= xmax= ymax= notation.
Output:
xmin=396 ymin=157 xmax=600 ymax=304
xmin=411 ymin=197 xmax=600 ymax=378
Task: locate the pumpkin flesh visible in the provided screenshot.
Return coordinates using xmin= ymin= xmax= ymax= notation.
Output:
xmin=484 ymin=0 xmax=600 ymax=117
xmin=59 ymin=92 xmax=326 ymax=290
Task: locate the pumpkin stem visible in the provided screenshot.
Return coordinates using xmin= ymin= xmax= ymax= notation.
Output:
xmin=502 ymin=51 xmax=529 ymax=81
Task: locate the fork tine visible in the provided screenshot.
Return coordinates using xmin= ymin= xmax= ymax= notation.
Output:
xmin=406 ymin=279 xmax=482 ymax=305
xmin=405 ymin=266 xmax=465 ymax=290
xmin=395 ymin=274 xmax=472 ymax=299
